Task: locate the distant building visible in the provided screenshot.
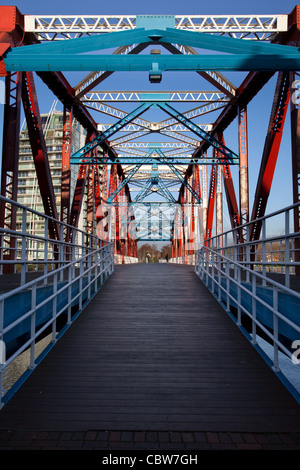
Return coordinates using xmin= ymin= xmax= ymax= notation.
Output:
xmin=16 ymin=108 xmax=89 ymax=256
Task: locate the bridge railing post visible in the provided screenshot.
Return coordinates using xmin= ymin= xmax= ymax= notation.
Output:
xmin=21 ymin=208 xmax=27 ymax=286
xmin=29 ymin=283 xmax=37 ymax=371
xmin=0 ymin=298 xmax=4 ymax=409
xmin=273 ymin=286 xmax=280 ymax=372
xmin=251 ymin=274 xmax=257 ymax=345
xmin=285 ymin=208 xmax=290 ymax=289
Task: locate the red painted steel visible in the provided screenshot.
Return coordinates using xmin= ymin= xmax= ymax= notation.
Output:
xmin=22 ymin=71 xmax=60 ymax=241
xmin=238 ymin=106 xmax=249 ymax=230
xmin=250 ymin=72 xmax=290 ymax=242
xmin=69 ymin=133 xmax=94 ymax=231
xmin=0 ymin=6 xmax=25 ymax=77
xmin=86 ymin=163 xmax=95 ymax=236
xmin=205 ymin=163 xmax=217 ymax=243
xmin=69 ymin=164 xmax=88 ymax=232
xmin=0 ymin=71 xmax=22 ymax=271
xmin=61 ymin=105 xmax=73 ymax=226
xmin=290 ymin=71 xmax=300 ymax=275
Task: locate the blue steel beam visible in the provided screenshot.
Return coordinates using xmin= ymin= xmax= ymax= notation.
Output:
xmin=70 ymin=155 xmax=238 ymax=165
xmin=7 ymin=26 xmax=299 ymax=57
xmin=10 ymin=28 xmax=154 ymax=55
xmin=133 ymin=180 xmax=153 ymax=203
xmin=154 ymin=149 xmax=202 ymax=204
xmin=157 ymin=180 xmax=177 ymax=203
xmin=70 ymin=102 xmax=153 ymax=162
xmin=106 ymin=163 xmax=144 ymax=203
xmin=5 ymin=53 xmax=300 ymax=72
xmin=158 ymin=102 xmax=239 ymax=162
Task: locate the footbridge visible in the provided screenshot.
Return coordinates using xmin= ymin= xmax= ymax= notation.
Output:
xmin=0 ymin=5 xmax=300 ymax=450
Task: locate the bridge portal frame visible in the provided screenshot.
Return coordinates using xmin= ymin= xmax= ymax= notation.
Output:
xmin=0 ymin=5 xmax=299 ymax=268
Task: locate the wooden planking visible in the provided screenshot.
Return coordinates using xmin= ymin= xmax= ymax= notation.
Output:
xmin=1 ymin=263 xmax=300 ymax=433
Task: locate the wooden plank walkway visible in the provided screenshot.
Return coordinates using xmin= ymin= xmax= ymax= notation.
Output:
xmin=1 ymin=263 xmax=300 ymax=449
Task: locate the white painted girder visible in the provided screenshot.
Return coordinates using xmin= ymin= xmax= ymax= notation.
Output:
xmin=24 ymin=14 xmax=288 ymax=41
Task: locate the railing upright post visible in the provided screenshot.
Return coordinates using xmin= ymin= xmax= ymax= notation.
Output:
xmin=285 ymin=209 xmax=290 ymax=288
xmin=262 ymin=218 xmax=267 ymax=285
xmin=0 ymin=298 xmax=4 ymax=409
xmin=211 ymin=248 xmax=215 ymax=295
xmin=29 ymin=283 xmax=36 ymax=370
xmin=52 ymin=272 xmax=57 ymax=343
xmin=246 ymin=225 xmax=250 ymax=282
xmin=226 ymin=257 xmax=230 ymax=312
xmin=237 ymin=265 xmax=242 ymax=326
xmin=67 ymin=262 xmax=72 ymax=325
xmin=21 ymin=208 xmax=27 ymax=286
xmin=251 ymin=274 xmax=257 ymax=345
xmin=273 ymin=286 xmax=280 ymax=372
xmin=59 ymin=223 xmax=64 ymax=282
xmin=79 ymin=255 xmax=83 ymax=311
xmin=87 ymin=234 xmax=91 ymax=300
xmin=218 ymin=249 xmax=221 ymax=302
xmin=72 ymin=228 xmax=76 ymax=280
xmin=43 ymin=218 xmax=49 ymax=283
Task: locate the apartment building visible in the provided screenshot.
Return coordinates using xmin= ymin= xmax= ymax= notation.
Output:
xmin=17 ymin=109 xmax=87 ymax=237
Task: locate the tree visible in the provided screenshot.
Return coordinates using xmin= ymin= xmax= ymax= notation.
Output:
xmin=137 ymin=243 xmax=172 ymax=262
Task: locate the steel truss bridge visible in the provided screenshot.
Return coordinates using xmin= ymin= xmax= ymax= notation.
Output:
xmin=0 ymin=5 xmax=300 ymax=431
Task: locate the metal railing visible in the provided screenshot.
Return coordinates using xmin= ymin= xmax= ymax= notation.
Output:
xmin=195 ymin=202 xmax=300 ymax=401
xmin=0 ymin=196 xmax=114 ymax=407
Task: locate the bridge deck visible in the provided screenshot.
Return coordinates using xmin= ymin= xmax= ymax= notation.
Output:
xmin=1 ymin=263 xmax=300 ymax=448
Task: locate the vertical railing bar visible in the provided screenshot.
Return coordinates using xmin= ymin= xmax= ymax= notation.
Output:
xmin=226 ymin=257 xmax=230 ymax=312
xmin=59 ymin=224 xmax=64 ymax=282
xmin=67 ymin=262 xmax=72 ymax=324
xmin=273 ymin=286 xmax=280 ymax=372
xmin=0 ymin=298 xmax=5 ymax=408
xmin=44 ymin=218 xmax=49 ymax=283
xmin=285 ymin=209 xmax=290 ymax=288
xmin=29 ymin=283 xmax=36 ymax=370
xmin=262 ymin=218 xmax=267 ymax=285
xmin=21 ymin=209 xmax=27 ymax=286
xmin=218 ymin=249 xmax=221 ymax=302
xmin=251 ymin=274 xmax=257 ymax=345
xmin=237 ymin=264 xmax=241 ymax=326
xmin=52 ymin=272 xmax=57 ymax=343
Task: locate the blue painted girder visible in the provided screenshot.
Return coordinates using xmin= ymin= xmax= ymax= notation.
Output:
xmin=70 ymin=156 xmax=239 ymax=165
xmin=106 ymin=163 xmax=144 ymax=203
xmin=5 ymin=53 xmax=300 ymax=72
xmin=153 ymin=149 xmax=202 ymax=204
xmin=71 ymin=102 xmax=239 ymax=164
xmin=4 ymin=26 xmax=300 ymax=72
xmin=6 ymin=26 xmax=299 ymax=57
xmin=70 ymin=102 xmax=152 ymax=162
xmin=158 ymin=102 xmax=239 ymax=162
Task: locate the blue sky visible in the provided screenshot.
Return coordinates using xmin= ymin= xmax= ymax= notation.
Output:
xmin=1 ymin=0 xmax=297 ymax=15
xmin=0 ymin=0 xmax=298 ymax=236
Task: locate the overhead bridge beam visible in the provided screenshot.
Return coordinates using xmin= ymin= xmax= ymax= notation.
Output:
xmin=4 ymin=53 xmax=300 ymax=72
xmin=3 ymin=25 xmax=300 ymax=74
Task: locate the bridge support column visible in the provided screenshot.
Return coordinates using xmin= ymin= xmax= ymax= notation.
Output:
xmin=22 ymin=71 xmax=60 ymax=241
xmin=61 ymin=105 xmax=73 ymax=226
xmin=290 ymin=71 xmax=300 ymax=275
xmin=0 ymin=71 xmax=22 ymax=272
xmin=238 ymin=105 xmax=249 ymax=229
xmin=250 ymin=72 xmax=290 ymax=241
